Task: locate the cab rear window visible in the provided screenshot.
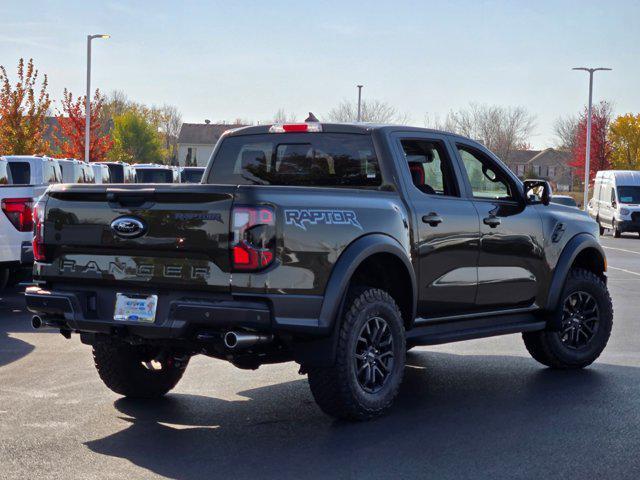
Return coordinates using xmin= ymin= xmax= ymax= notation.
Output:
xmin=207 ymin=133 xmax=381 ymax=188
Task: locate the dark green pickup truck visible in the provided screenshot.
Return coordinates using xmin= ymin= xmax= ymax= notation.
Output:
xmin=26 ymin=122 xmax=613 ymax=420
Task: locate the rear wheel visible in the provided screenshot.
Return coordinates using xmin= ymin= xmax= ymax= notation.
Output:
xmin=598 ymin=222 xmax=605 ymax=236
xmin=523 ymin=268 xmax=613 ymax=369
xmin=0 ymin=268 xmax=9 ymax=290
xmin=307 ymin=287 xmax=406 ymax=420
xmin=93 ymin=341 xmax=189 ymax=398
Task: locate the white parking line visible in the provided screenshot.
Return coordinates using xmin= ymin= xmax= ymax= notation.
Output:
xmin=602 ymin=245 xmax=640 ymax=256
xmin=608 ymin=266 xmax=640 ymax=277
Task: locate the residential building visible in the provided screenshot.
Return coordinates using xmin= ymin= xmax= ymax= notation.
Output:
xmin=176 ymin=122 xmax=247 ymax=167
xmin=504 ymin=148 xmax=574 ymax=191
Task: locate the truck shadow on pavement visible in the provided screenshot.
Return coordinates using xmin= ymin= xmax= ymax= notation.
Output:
xmin=0 ymin=288 xmax=35 ymax=367
xmin=84 ymin=350 xmax=640 ymax=480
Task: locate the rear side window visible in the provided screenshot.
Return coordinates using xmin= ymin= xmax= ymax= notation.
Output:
xmin=208 ymin=133 xmax=381 ymax=188
xmin=43 ymin=161 xmax=62 ymax=184
xmin=7 ymin=162 xmax=31 ymax=184
xmin=0 ymin=161 xmax=10 ymax=184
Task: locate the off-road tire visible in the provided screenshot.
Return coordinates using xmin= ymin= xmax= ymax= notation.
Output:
xmin=598 ymin=223 xmax=605 ymax=236
xmin=523 ymin=268 xmax=613 ymax=369
xmin=0 ymin=268 xmax=9 ymax=290
xmin=93 ymin=341 xmax=189 ymax=398
xmin=307 ymin=287 xmax=406 ymax=421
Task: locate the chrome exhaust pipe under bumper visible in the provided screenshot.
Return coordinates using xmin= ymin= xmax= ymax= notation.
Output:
xmin=31 ymin=315 xmax=45 ymax=329
xmin=223 ymin=331 xmax=273 ymax=350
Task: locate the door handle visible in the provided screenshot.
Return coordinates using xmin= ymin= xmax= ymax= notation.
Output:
xmin=422 ymin=213 xmax=443 ymax=227
xmin=483 ymin=216 xmax=501 ymax=228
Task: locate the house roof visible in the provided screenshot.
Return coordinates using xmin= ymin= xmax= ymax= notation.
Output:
xmin=503 ymin=150 xmax=540 ymax=165
xmin=177 ymin=123 xmax=247 ymax=145
xmin=525 ymin=148 xmax=572 ymax=167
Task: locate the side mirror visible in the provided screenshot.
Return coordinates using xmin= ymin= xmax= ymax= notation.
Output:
xmin=523 ymin=179 xmax=552 ymax=206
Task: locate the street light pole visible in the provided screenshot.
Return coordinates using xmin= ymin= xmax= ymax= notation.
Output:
xmin=356 ymin=85 xmax=363 ymax=122
xmin=85 ymin=34 xmax=110 ymax=163
xmin=572 ymin=67 xmax=611 ymax=210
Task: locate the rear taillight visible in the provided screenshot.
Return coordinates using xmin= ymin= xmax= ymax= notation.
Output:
xmin=32 ymin=199 xmax=47 ymax=262
xmin=1 ymin=197 xmax=34 ymax=232
xmin=231 ymin=206 xmax=276 ymax=271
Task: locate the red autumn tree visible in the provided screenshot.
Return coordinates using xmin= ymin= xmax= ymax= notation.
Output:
xmin=53 ymin=89 xmax=112 ymax=161
xmin=571 ymin=101 xmax=613 ymax=185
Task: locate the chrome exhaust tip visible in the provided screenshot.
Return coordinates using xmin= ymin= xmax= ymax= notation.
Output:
xmin=223 ymin=331 xmax=273 ymax=350
xmin=31 ymin=315 xmax=44 ymax=329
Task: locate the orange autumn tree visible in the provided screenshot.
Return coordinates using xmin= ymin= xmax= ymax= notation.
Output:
xmin=0 ymin=58 xmax=51 ymax=154
xmin=54 ymin=89 xmax=112 ymax=161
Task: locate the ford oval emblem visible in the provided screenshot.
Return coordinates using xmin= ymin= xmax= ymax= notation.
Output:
xmin=111 ymin=216 xmax=146 ymax=239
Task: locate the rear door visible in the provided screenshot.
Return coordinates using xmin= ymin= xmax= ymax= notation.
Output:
xmin=39 ymin=185 xmax=235 ymax=292
xmin=391 ymin=132 xmax=480 ymax=316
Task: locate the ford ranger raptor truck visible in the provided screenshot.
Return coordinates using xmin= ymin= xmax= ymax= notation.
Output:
xmin=26 ymin=121 xmax=613 ymax=420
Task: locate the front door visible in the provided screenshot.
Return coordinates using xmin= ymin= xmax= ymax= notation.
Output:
xmin=392 ymin=133 xmax=480 ymax=317
xmin=453 ymin=141 xmax=546 ymax=309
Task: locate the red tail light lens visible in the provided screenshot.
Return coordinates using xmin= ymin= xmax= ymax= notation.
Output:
xmin=32 ymin=200 xmax=47 ymax=262
xmin=231 ymin=206 xmax=275 ymax=271
xmin=1 ymin=197 xmax=34 ymax=232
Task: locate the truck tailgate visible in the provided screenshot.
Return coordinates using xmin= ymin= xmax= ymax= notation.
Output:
xmin=37 ymin=184 xmax=235 ymax=291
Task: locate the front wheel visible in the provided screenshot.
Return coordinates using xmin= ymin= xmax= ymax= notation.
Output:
xmin=93 ymin=341 xmax=189 ymax=398
xmin=307 ymin=288 xmax=406 ymax=420
xmin=523 ymin=268 xmax=613 ymax=369
xmin=612 ymin=220 xmax=621 ymax=238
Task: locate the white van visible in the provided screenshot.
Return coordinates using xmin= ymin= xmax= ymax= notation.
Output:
xmin=588 ymin=170 xmax=640 ymax=238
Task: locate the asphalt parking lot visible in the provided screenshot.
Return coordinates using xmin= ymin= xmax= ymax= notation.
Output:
xmin=1 ymin=233 xmax=640 ymax=480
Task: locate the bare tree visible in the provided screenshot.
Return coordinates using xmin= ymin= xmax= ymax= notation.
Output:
xmin=327 ymin=99 xmax=410 ymax=124
xmin=158 ymin=104 xmax=182 ymax=154
xmin=553 ymin=114 xmax=579 ymax=152
xmin=273 ymin=108 xmax=297 ymax=123
xmin=431 ymin=103 xmax=536 ymax=161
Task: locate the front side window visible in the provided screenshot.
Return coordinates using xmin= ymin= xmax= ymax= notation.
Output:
xmin=208 ymin=133 xmax=381 ymax=188
xmin=399 ymin=138 xmax=458 ymax=196
xmin=457 ymin=145 xmax=514 ymax=200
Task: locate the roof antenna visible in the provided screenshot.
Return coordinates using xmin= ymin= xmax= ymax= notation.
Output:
xmin=305 ymin=112 xmax=319 ymax=123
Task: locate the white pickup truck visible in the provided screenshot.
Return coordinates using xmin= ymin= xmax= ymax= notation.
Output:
xmin=0 ymin=155 xmax=62 ymax=288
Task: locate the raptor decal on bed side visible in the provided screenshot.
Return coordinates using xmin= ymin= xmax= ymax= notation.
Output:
xmin=284 ymin=209 xmax=363 ymax=231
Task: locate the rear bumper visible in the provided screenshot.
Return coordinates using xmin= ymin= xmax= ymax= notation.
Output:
xmin=25 ymin=284 xmax=325 ymax=339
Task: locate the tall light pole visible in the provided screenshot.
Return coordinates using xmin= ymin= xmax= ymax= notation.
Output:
xmin=572 ymin=67 xmax=611 ymax=209
xmin=356 ymin=84 xmax=363 ymax=122
xmin=85 ymin=34 xmax=110 ymax=163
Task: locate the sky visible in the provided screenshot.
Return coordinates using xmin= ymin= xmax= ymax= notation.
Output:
xmin=1 ymin=0 xmax=639 ymax=148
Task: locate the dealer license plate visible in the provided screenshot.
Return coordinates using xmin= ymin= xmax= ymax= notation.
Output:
xmin=114 ymin=293 xmax=158 ymax=323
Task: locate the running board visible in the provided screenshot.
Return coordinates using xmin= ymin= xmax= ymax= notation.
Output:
xmin=407 ymin=312 xmax=545 ymax=347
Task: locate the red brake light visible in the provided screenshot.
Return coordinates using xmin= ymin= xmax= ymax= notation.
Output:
xmin=231 ymin=206 xmax=276 ymax=271
xmin=32 ymin=200 xmax=47 ymax=262
xmin=2 ymin=197 xmax=34 ymax=232
xmin=269 ymin=122 xmax=322 ymax=133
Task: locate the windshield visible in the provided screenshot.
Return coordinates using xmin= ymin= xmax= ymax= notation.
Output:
xmin=208 ymin=133 xmax=381 ymax=188
xmin=181 ymin=168 xmax=204 ymax=183
xmin=617 ymin=186 xmax=640 ymax=204
xmin=135 ymin=169 xmax=174 ymax=183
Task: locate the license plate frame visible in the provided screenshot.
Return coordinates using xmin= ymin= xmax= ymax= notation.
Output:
xmin=114 ymin=293 xmax=158 ymax=323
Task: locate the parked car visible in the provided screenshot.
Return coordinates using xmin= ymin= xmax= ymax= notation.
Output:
xmin=180 ymin=166 xmax=205 ymax=183
xmin=58 ymin=159 xmax=96 ymax=184
xmin=588 ymin=170 xmax=640 ymax=237
xmin=551 ymin=195 xmax=578 ymax=208
xmin=27 ymin=122 xmax=612 ymax=420
xmin=133 ymin=164 xmax=178 ymax=183
xmin=0 ymin=155 xmax=62 ymax=288
xmin=91 ymin=163 xmax=111 ymax=184
xmin=94 ymin=162 xmax=136 ymax=183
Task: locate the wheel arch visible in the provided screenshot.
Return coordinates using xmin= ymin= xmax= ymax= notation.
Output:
xmin=318 ymin=233 xmax=417 ymax=332
xmin=545 ymin=233 xmax=607 ymax=311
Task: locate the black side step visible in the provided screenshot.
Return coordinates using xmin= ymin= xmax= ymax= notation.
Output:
xmin=407 ymin=312 xmax=545 ymax=347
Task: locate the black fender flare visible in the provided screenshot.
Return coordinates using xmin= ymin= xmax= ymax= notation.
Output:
xmin=317 ymin=233 xmax=417 ymax=333
xmin=293 ymin=234 xmax=416 ymax=368
xmin=544 ymin=232 xmax=606 ymax=312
